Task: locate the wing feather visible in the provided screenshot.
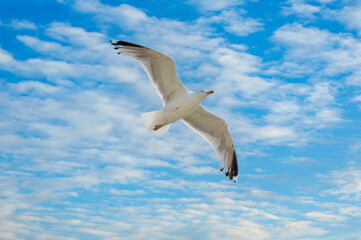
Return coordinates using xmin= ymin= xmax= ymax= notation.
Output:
xmin=111 ymin=40 xmax=188 ymax=104
xmin=182 ymin=107 xmax=238 ymax=182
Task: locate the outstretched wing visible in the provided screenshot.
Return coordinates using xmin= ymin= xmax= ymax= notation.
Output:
xmin=111 ymin=40 xmax=188 ymax=104
xmin=182 ymin=107 xmax=238 ymax=182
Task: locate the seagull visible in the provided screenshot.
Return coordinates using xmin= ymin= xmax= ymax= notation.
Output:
xmin=111 ymin=40 xmax=238 ymax=182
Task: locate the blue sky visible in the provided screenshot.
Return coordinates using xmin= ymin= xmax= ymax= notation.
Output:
xmin=1 ymin=0 xmax=361 ymax=239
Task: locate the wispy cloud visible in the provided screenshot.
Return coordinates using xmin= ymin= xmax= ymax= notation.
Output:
xmin=200 ymin=9 xmax=264 ymax=36
xmin=305 ymin=211 xmax=346 ymax=222
xmin=271 ymin=22 xmax=361 ymax=78
xmin=322 ymin=165 xmax=361 ymax=200
xmin=282 ymin=0 xmax=321 ymax=19
xmin=277 ymin=221 xmax=327 ymax=238
xmin=0 ymin=19 xmax=38 ymax=30
xmin=187 ymin=0 xmax=246 ymax=11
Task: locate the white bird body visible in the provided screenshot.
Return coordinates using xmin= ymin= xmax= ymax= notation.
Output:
xmin=111 ymin=39 xmax=238 ymax=182
xmin=141 ymin=91 xmax=211 ymax=135
xmin=158 ymin=91 xmax=208 ymax=125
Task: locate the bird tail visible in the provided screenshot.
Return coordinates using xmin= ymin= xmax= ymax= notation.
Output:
xmin=141 ymin=111 xmax=171 ymax=135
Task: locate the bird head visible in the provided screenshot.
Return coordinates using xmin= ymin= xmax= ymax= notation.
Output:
xmin=199 ymin=90 xmax=214 ymax=95
xmin=197 ymin=90 xmax=214 ymax=101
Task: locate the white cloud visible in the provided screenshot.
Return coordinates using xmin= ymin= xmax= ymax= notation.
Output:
xmin=16 ymin=35 xmax=72 ymax=58
xmin=218 ymin=114 xmax=298 ymax=145
xmin=271 ymin=23 xmax=361 ymax=78
xmin=182 ymin=166 xmax=217 ymax=175
xmin=64 ymin=0 xmax=224 ymax=74
xmin=0 ymin=87 xmax=144 ymax=160
xmin=264 ymin=81 xmax=342 ymax=130
xmin=209 ymin=47 xmax=272 ymax=98
xmin=109 ymin=189 xmax=145 ymax=196
xmin=209 ymin=220 xmax=271 ymax=240
xmin=307 ymin=82 xmax=336 ymax=107
xmin=315 ymin=109 xmax=341 ymax=123
xmin=256 ymin=125 xmax=297 ymax=142
xmin=8 ymin=80 xmax=63 ymax=94
xmin=0 ymin=24 xmax=143 ymax=85
xmin=346 ymin=71 xmax=361 ymax=86
xmin=74 ymin=0 xmax=148 ymax=27
xmin=282 ymin=0 xmax=321 ymax=19
xmin=305 ymin=211 xmax=346 ymax=222
xmin=322 ymin=165 xmax=361 ymax=200
xmin=203 ymin=9 xmax=263 ymax=36
xmin=351 ymin=95 xmax=361 ymax=110
xmin=337 ymin=4 xmax=361 ymax=35
xmin=281 ymin=156 xmax=315 ymax=164
xmin=247 ymin=189 xmax=286 ymax=200
xmin=277 ymin=221 xmax=327 ymax=238
xmin=269 ymin=21 xmax=361 ymax=127
xmin=317 ymin=0 xmax=336 ymax=3
xmin=265 ymin=100 xmax=301 ymax=124
xmin=339 ymin=206 xmax=361 ymax=217
xmin=272 ymin=23 xmax=332 ymax=52
xmin=224 ymin=17 xmax=263 ymax=36
xmin=45 ymin=22 xmax=106 ymax=48
xmin=0 ymin=48 xmax=14 ymax=65
xmin=9 ymin=19 xmax=37 ymax=30
xmin=187 ymin=0 xmax=245 ymax=11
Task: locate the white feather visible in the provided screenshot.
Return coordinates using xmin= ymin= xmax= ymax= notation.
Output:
xmin=182 ymin=107 xmax=238 ymax=181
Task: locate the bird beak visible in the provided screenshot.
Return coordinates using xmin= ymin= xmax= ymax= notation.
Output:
xmin=206 ymin=90 xmax=214 ymax=94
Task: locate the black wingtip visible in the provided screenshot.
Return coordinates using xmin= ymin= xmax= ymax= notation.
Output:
xmin=225 ymin=150 xmax=238 ymax=182
xmin=110 ymin=39 xmax=145 ymax=48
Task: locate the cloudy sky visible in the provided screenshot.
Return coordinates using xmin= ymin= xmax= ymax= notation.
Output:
xmin=1 ymin=0 xmax=361 ymax=239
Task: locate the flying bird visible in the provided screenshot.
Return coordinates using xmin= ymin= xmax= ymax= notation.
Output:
xmin=111 ymin=40 xmax=238 ymax=182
